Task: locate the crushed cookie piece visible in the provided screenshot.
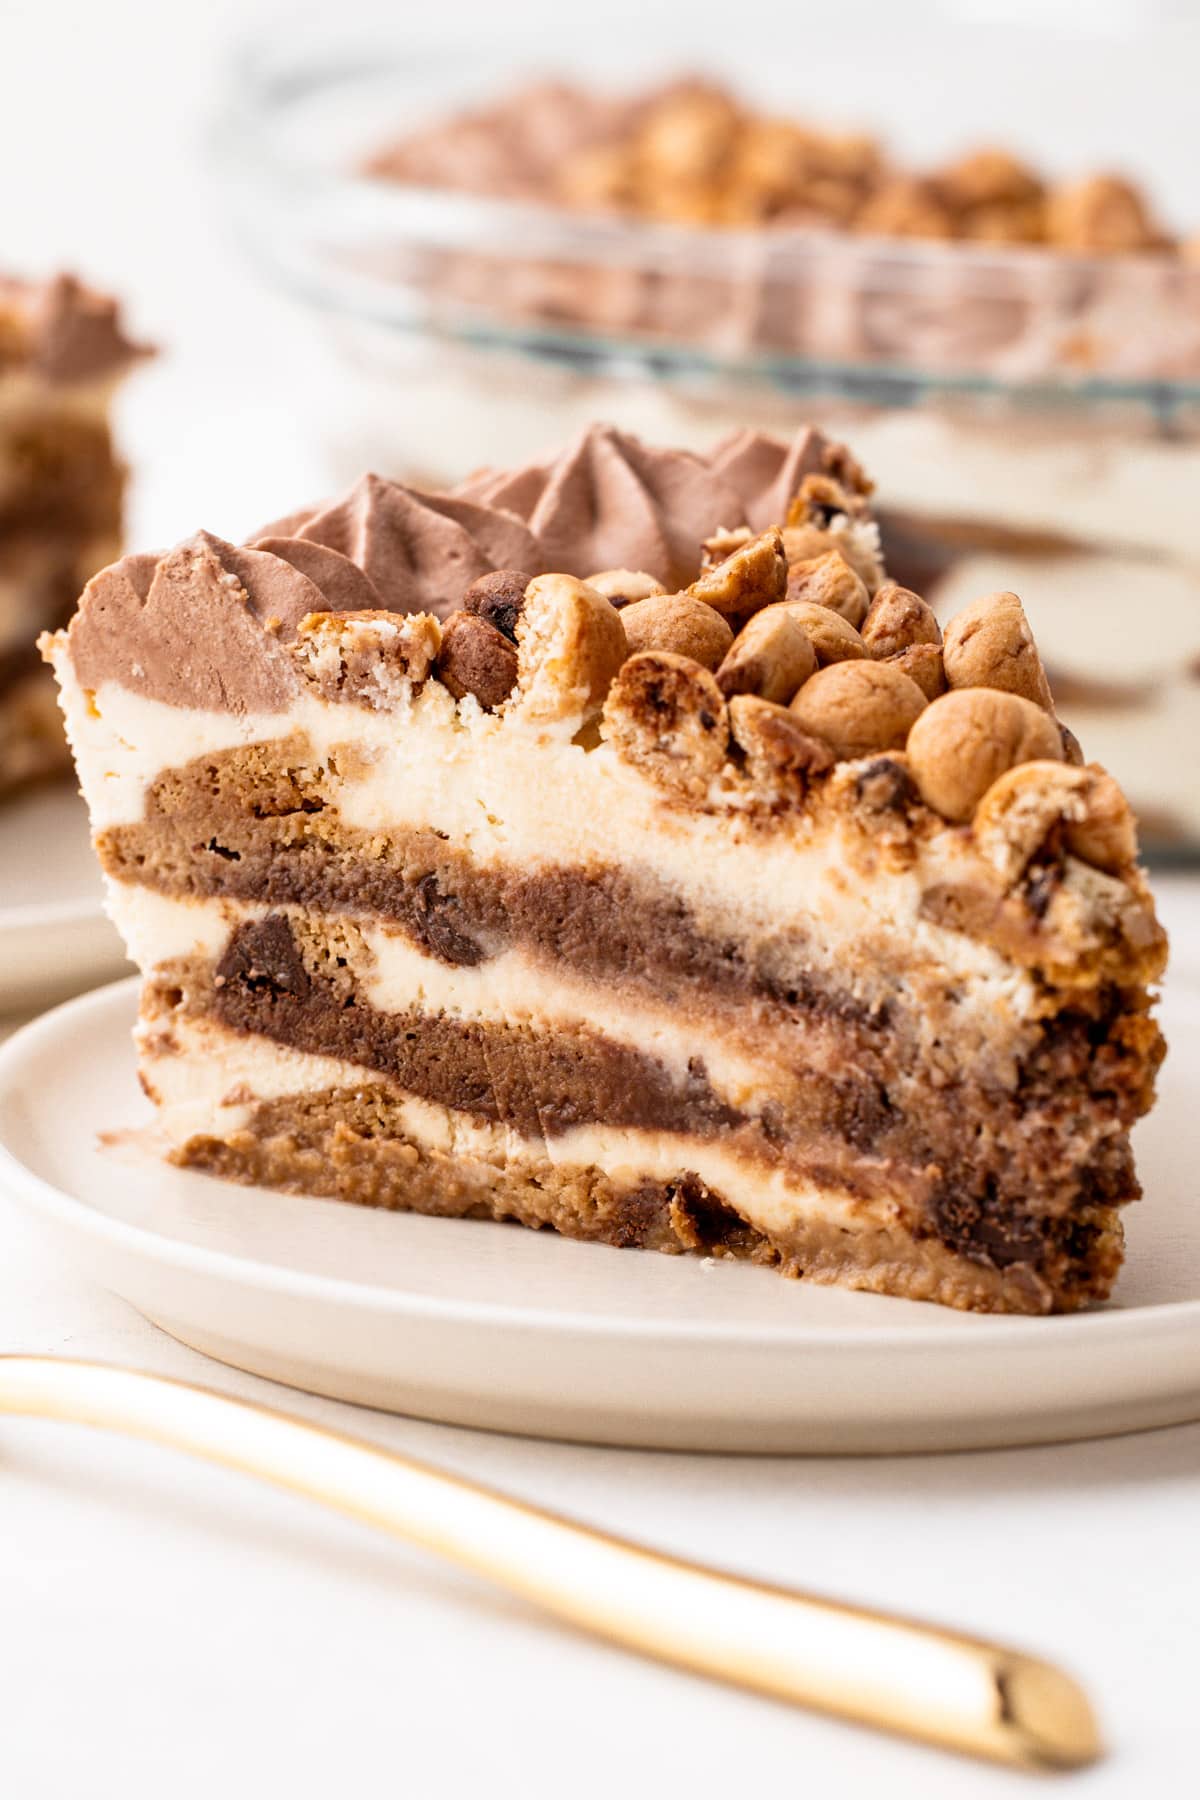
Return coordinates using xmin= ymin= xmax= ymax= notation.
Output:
xmin=717 ymin=604 xmax=817 ymax=705
xmin=602 ymin=650 xmax=729 ymax=795
xmin=688 ymin=527 xmax=788 ymax=617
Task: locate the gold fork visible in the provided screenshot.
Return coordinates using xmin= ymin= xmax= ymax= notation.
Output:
xmin=0 ymin=1355 xmax=1099 ymax=1771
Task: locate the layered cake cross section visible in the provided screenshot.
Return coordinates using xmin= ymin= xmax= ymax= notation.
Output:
xmin=45 ymin=425 xmax=1166 ymax=1313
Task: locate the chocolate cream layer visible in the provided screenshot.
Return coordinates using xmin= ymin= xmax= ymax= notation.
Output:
xmin=127 ymin=858 xmax=1148 ymax=1277
xmin=132 ymin=907 xmax=1128 ymax=1313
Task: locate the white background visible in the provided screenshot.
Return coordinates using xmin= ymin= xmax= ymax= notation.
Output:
xmin=3 ymin=3 xmax=1200 ymax=1795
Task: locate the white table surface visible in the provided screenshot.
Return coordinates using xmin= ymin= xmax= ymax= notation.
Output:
xmin=5 ymin=1 xmax=1200 ymax=1791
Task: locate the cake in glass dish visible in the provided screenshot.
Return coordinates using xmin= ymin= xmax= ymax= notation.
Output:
xmin=360 ymin=73 xmax=1199 ymax=387
xmin=221 ymin=43 xmax=1200 ymax=854
xmin=0 ymin=272 xmax=147 ymax=798
xmin=44 ymin=424 xmax=1167 ymax=1315
xmin=367 ymin=75 xmax=1188 ymax=288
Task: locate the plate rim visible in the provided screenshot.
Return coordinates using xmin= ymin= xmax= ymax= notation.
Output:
xmin=0 ymin=891 xmax=110 ymax=934
xmin=0 ymin=783 xmax=107 ymax=933
xmin=2 ymin=976 xmax=1199 ymax=1357
xmin=0 ymin=784 xmax=126 ymax=1010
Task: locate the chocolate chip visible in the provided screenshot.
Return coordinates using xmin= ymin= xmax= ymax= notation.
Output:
xmin=215 ymin=915 xmax=310 ymax=999
xmin=853 ymin=757 xmax=918 ymax=814
xmin=413 ymin=872 xmax=485 ymax=967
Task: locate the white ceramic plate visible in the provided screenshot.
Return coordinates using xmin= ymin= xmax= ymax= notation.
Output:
xmin=0 ymin=976 xmax=1197 ymax=1453
xmin=0 ymin=785 xmax=129 ymax=1011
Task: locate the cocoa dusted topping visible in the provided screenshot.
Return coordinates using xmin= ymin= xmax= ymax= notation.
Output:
xmin=461 ymin=568 xmax=531 ymax=642
xmin=437 ymin=609 xmax=520 ymax=711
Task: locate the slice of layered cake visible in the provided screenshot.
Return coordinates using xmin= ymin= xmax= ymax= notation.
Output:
xmin=1 ymin=272 xmax=147 ymax=796
xmin=44 ymin=425 xmax=1167 ymax=1313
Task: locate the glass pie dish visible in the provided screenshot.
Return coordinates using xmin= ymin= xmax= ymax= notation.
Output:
xmin=216 ymin=9 xmax=1200 ymax=857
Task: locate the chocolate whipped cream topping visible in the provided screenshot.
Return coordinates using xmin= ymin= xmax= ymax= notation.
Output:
xmin=62 ymin=424 xmax=869 ymax=711
xmin=707 ymin=428 xmax=833 ymax=533
xmin=252 ymin=537 xmax=386 ymax=615
xmin=260 ymin=473 xmax=545 ymax=620
xmin=364 ymin=80 xmax=638 ymax=203
xmin=457 ymin=423 xmax=746 ymax=588
xmin=66 ymin=533 xmax=315 ymax=714
xmin=0 ymin=272 xmax=150 ymax=384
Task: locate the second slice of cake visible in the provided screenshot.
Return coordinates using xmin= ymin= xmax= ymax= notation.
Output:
xmin=44 ymin=425 xmax=1166 ymax=1313
xmin=1 ymin=272 xmax=146 ymax=796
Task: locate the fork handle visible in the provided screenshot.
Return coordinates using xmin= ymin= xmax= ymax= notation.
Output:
xmin=0 ymin=1355 xmax=1099 ymax=1770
